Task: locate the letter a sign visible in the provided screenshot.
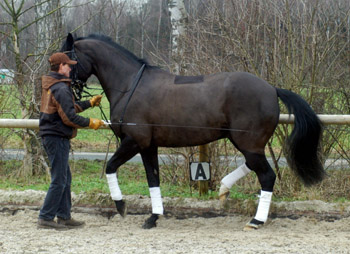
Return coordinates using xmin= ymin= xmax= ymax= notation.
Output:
xmin=190 ymin=162 xmax=211 ymax=181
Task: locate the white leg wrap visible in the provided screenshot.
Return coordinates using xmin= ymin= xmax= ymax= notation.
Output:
xmin=221 ymin=163 xmax=251 ymax=189
xmin=149 ymin=187 xmax=163 ymax=215
xmin=254 ymin=190 xmax=273 ymax=222
xmin=106 ymin=173 xmax=123 ymax=201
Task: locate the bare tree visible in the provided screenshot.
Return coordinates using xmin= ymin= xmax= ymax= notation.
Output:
xmin=107 ymin=0 xmax=126 ymax=43
xmin=0 ymin=0 xmax=69 ymax=176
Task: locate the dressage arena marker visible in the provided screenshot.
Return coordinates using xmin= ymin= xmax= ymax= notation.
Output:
xmin=190 ymin=162 xmax=211 ymax=181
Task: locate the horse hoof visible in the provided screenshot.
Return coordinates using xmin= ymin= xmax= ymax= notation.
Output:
xmin=142 ymin=214 xmax=159 ymax=229
xmin=243 ymin=219 xmax=264 ymax=231
xmin=218 ymin=184 xmax=230 ymax=202
xmin=142 ymin=221 xmax=156 ymax=229
xmin=115 ymin=200 xmax=127 ymax=218
xmin=243 ymin=223 xmax=259 ymax=231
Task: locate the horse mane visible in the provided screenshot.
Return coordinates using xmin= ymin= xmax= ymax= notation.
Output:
xmin=76 ymin=34 xmax=151 ymax=67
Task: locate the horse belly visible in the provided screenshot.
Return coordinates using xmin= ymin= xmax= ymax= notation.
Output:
xmin=152 ymin=128 xmax=223 ymax=147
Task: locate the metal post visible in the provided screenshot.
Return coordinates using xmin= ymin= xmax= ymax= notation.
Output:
xmin=198 ymin=144 xmax=209 ymax=195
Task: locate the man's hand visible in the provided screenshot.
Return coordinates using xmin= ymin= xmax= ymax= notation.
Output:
xmin=90 ymin=95 xmax=103 ymax=107
xmin=89 ymin=118 xmax=104 ymax=130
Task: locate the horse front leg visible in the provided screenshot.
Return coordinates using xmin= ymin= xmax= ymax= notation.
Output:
xmin=140 ymin=145 xmax=162 ymax=229
xmin=105 ymin=136 xmax=141 ymax=217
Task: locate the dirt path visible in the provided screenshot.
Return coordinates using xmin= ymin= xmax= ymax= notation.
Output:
xmin=1 ymin=208 xmax=350 ymax=254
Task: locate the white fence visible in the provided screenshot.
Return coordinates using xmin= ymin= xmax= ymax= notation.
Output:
xmin=0 ymin=115 xmax=350 ymax=129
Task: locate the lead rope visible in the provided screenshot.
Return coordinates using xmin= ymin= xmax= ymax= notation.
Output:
xmin=77 ymin=87 xmax=113 ymax=177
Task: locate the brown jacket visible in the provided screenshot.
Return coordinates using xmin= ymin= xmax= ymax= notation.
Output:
xmin=39 ymin=72 xmax=91 ymax=138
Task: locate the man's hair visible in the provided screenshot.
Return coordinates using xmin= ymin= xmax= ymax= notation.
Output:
xmin=50 ymin=64 xmax=60 ymax=72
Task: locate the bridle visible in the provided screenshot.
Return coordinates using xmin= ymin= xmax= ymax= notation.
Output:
xmin=64 ymin=46 xmax=89 ymax=101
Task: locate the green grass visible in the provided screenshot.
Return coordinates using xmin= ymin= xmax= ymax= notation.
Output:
xmin=0 ymin=160 xmax=195 ymax=197
xmin=0 ymin=159 xmax=248 ymax=200
xmin=2 ymin=159 xmax=350 ymax=204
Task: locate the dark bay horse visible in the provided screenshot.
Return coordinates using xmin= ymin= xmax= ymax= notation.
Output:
xmin=62 ymin=33 xmax=325 ymax=230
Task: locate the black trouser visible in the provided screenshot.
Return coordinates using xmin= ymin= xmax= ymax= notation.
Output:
xmin=39 ymin=135 xmax=72 ymax=220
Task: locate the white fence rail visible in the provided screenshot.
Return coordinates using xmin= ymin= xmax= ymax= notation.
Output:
xmin=0 ymin=115 xmax=350 ymax=129
xmin=0 ymin=119 xmax=107 ymax=129
xmin=278 ymin=114 xmax=350 ymax=125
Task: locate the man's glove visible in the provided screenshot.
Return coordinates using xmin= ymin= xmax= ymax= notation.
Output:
xmin=90 ymin=95 xmax=103 ymax=107
xmin=89 ymin=118 xmax=104 ymax=130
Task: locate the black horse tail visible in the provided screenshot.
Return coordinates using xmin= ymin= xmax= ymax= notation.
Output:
xmin=276 ymin=88 xmax=325 ymax=186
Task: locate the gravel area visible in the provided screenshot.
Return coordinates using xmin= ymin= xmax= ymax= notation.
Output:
xmin=1 ymin=209 xmax=350 ymax=254
xmin=1 ymin=189 xmax=350 ymax=253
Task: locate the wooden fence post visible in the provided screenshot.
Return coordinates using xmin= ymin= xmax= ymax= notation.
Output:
xmin=198 ymin=144 xmax=209 ymax=195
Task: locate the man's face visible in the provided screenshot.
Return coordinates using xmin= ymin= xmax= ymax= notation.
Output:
xmin=58 ymin=63 xmax=72 ymax=78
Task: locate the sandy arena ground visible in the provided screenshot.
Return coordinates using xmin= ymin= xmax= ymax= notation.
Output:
xmin=1 ymin=208 xmax=350 ymax=254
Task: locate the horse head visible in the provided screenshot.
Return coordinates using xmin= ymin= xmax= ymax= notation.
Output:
xmin=61 ymin=33 xmax=93 ymax=100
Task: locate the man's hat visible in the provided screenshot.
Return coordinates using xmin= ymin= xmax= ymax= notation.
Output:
xmin=49 ymin=52 xmax=77 ymax=66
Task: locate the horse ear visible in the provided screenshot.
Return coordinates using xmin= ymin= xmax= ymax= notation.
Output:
xmin=66 ymin=33 xmax=75 ymax=49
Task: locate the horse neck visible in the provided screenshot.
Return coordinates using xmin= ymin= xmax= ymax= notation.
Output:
xmin=91 ymin=52 xmax=143 ymax=103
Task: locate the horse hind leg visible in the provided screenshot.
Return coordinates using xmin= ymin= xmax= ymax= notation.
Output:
xmin=219 ymin=163 xmax=252 ymax=202
xmin=242 ymin=151 xmax=276 ymax=231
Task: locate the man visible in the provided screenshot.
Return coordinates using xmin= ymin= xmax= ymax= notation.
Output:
xmin=38 ymin=52 xmax=104 ymax=230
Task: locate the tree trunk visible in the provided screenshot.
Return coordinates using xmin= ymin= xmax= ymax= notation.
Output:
xmin=156 ymin=0 xmax=163 ymax=56
xmin=168 ymin=0 xmax=187 ymax=73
